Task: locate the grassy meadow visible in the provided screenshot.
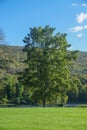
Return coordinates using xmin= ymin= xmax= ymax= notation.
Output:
xmin=0 ymin=107 xmax=87 ymax=130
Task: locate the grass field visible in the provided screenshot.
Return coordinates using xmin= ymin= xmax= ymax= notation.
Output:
xmin=0 ymin=108 xmax=87 ymax=130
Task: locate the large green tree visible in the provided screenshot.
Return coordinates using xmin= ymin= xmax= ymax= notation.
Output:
xmin=21 ymin=25 xmax=78 ymax=107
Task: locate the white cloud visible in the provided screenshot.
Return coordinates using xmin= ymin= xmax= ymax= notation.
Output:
xmin=81 ymin=3 xmax=87 ymax=7
xmin=72 ymin=3 xmax=78 ymax=7
xmin=70 ymin=26 xmax=83 ymax=32
xmin=77 ymin=33 xmax=83 ymax=38
xmin=77 ymin=13 xmax=87 ymax=23
xmin=84 ymin=25 xmax=87 ymax=29
xmin=72 ymin=3 xmax=87 ymax=7
xmin=70 ymin=25 xmax=87 ymax=32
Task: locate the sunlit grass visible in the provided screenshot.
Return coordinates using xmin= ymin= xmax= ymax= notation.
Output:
xmin=0 ymin=107 xmax=87 ymax=130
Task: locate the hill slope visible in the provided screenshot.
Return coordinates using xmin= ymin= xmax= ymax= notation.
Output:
xmin=0 ymin=45 xmax=87 ymax=76
xmin=72 ymin=51 xmax=87 ymax=74
xmin=0 ymin=45 xmax=26 ymax=78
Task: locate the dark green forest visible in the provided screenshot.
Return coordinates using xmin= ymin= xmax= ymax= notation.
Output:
xmin=0 ymin=26 xmax=87 ymax=106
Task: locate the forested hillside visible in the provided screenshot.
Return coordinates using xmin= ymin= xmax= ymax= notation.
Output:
xmin=0 ymin=45 xmax=26 ymax=76
xmin=0 ymin=45 xmax=87 ymax=105
xmin=0 ymin=45 xmax=86 ymax=76
xmin=72 ymin=52 xmax=87 ymax=74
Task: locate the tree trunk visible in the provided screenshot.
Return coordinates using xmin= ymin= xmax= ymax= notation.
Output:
xmin=42 ymin=100 xmax=46 ymax=107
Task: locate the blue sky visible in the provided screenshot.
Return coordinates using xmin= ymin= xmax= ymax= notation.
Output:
xmin=0 ymin=0 xmax=87 ymax=51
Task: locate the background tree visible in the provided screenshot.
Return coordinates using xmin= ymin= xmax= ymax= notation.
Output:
xmin=0 ymin=74 xmax=17 ymax=104
xmin=0 ymin=29 xmax=5 ymax=44
xmin=21 ymin=25 xmax=78 ymax=107
xmin=15 ymin=83 xmax=24 ymax=104
xmin=68 ymin=75 xmax=81 ymax=103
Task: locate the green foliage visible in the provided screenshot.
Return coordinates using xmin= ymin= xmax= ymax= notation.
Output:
xmin=21 ymin=25 xmax=78 ymax=107
xmin=0 ymin=45 xmax=26 ymax=75
xmin=14 ymin=83 xmax=24 ymax=104
xmin=0 ymin=98 xmax=8 ymax=104
xmin=72 ymin=51 xmax=87 ymax=74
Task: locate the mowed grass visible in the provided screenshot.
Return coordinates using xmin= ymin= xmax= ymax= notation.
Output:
xmin=0 ymin=108 xmax=87 ymax=130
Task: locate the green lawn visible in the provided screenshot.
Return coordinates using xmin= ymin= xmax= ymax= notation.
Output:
xmin=0 ymin=107 xmax=87 ymax=130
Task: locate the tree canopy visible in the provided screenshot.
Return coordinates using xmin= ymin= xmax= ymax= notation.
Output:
xmin=21 ymin=25 xmax=78 ymax=107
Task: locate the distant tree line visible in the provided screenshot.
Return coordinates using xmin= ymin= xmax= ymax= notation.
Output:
xmin=0 ymin=26 xmax=87 ymax=107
